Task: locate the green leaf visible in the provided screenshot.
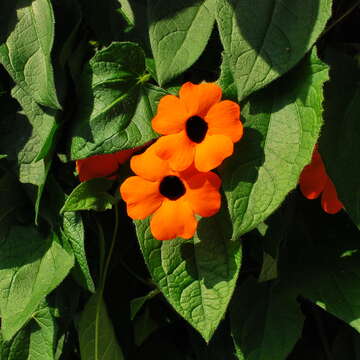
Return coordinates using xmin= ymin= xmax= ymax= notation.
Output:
xmin=258 ymin=198 xmax=296 ymax=283
xmin=133 ymin=307 xmax=159 ymax=347
xmin=78 ymin=293 xmax=124 ymax=360
xmin=220 ymin=48 xmax=329 ymax=238
xmin=17 ymin=158 xmax=52 ymax=224
xmin=130 ymin=289 xmax=160 ymax=320
xmin=0 ymin=227 xmax=74 ymax=340
xmin=27 ymin=302 xmax=57 ymax=360
xmin=1 ymin=301 xmax=57 ymax=360
xmin=135 ymin=205 xmax=242 ymax=342
xmin=319 ymin=48 xmax=360 ymax=228
xmin=69 ymin=42 xmax=163 ymax=159
xmin=62 ymin=212 xmax=95 ymax=292
xmin=0 ymin=86 xmax=58 ymax=164
xmin=216 ymin=0 xmax=332 ymax=100
xmin=0 ymin=85 xmax=57 ymax=222
xmin=119 ymin=0 xmax=135 ymax=27
xmin=0 ymin=0 xmax=60 ymax=109
xmin=148 ymin=0 xmax=216 ymax=85
xmin=0 ymin=155 xmax=7 ymax=159
xmin=61 ymin=178 xmax=115 ymax=213
xmin=277 ymin=191 xmax=360 ymax=339
xmin=231 ymin=277 xmax=304 ymax=360
xmin=0 ymin=327 xmax=29 ymax=360
xmin=218 ymin=52 xmax=237 ymax=101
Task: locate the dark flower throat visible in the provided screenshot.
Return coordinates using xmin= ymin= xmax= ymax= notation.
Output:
xmin=186 ymin=116 xmax=208 ymax=143
xmin=159 ymin=176 xmax=186 ymax=200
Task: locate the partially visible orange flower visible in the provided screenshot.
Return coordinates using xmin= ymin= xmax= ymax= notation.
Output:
xmin=151 ymin=82 xmax=243 ymax=172
xmin=299 ymin=146 xmax=343 ymax=214
xmin=120 ymin=145 xmax=221 ymax=240
xmin=76 ymin=148 xmax=136 ymax=182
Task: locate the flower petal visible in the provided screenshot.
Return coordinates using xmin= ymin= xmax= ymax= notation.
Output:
xmin=205 ymin=100 xmax=243 ymax=142
xmin=131 ymin=144 xmax=171 ymax=181
xmin=76 ymin=153 xmax=119 ymax=182
xmin=150 ymin=199 xmax=197 ymax=240
xmin=120 ymin=176 xmax=163 ymax=219
xmin=321 ymin=179 xmax=343 ymax=214
xmin=184 ymin=172 xmax=221 ymax=217
xmin=152 ymin=95 xmax=188 ymax=135
xmin=179 ymin=82 xmax=222 ymax=117
xmin=299 ymin=161 xmax=327 ymax=200
xmin=155 ymin=131 xmax=195 ymax=171
xmin=194 ymin=134 xmax=233 ymax=172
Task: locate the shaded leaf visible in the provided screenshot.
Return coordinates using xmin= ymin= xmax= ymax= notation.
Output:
xmin=231 ymin=278 xmax=304 ymax=360
xmin=78 ymin=293 xmax=124 ymax=360
xmin=319 ymin=48 xmax=360 ymax=229
xmin=148 ymin=0 xmax=216 ymax=85
xmin=0 ymin=86 xmax=57 ymax=164
xmin=278 ymin=191 xmax=360 ymax=340
xmin=133 ymin=307 xmax=159 ymax=347
xmin=189 ymin=320 xmax=237 ymax=360
xmin=77 ymin=0 xmax=125 ymax=45
xmin=130 ymin=289 xmax=159 ymax=320
xmin=259 ymin=198 xmax=296 ymax=282
xmin=0 ymin=171 xmax=24 ymax=223
xmin=0 ymin=327 xmax=29 ymax=360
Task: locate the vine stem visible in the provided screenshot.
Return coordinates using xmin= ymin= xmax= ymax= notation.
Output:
xmin=119 ymin=258 xmax=155 ymax=287
xmin=101 ymin=204 xmax=119 ymax=289
xmin=94 ymin=205 xmax=120 ymax=360
xmin=320 ymin=0 xmax=360 ymax=38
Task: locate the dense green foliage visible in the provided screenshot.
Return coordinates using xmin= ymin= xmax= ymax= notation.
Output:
xmin=0 ymin=0 xmax=360 ymax=359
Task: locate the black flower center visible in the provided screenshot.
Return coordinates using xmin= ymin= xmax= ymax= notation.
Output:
xmin=159 ymin=176 xmax=186 ymax=200
xmin=185 ymin=116 xmax=208 ymax=143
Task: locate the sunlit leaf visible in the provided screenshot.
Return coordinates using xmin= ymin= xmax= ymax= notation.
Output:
xmin=216 ymin=0 xmax=332 ymax=100
xmin=61 ymin=178 xmax=115 ymax=213
xmin=220 ymin=48 xmax=329 ymax=238
xmin=0 ymin=0 xmax=60 ymax=109
xmin=135 ymin=204 xmax=242 ymax=342
xmin=0 ymin=227 xmax=74 ymax=340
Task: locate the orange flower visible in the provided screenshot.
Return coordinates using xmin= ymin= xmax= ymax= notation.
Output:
xmin=120 ymin=145 xmax=222 ymax=240
xmin=299 ymin=146 xmax=343 ymax=214
xmin=151 ymin=82 xmax=243 ymax=172
xmin=76 ymin=148 xmax=136 ymax=182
